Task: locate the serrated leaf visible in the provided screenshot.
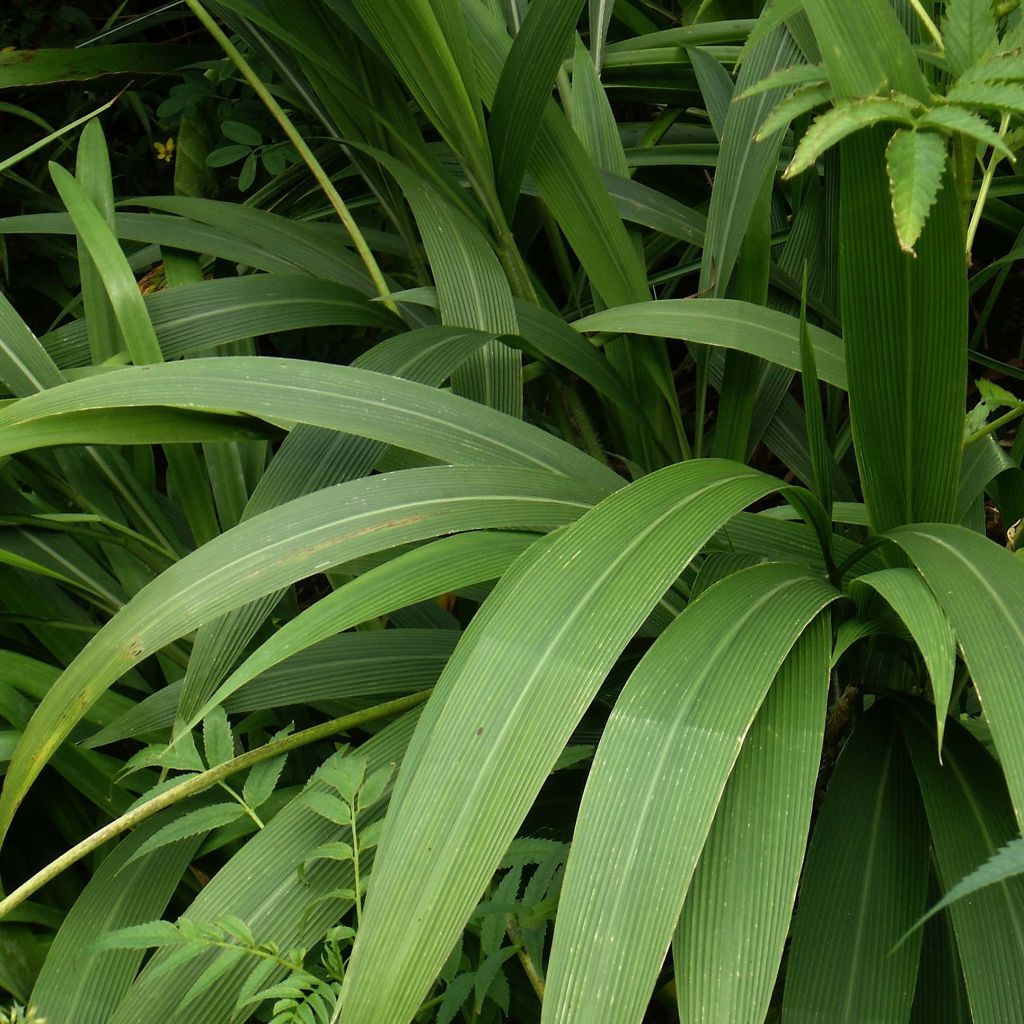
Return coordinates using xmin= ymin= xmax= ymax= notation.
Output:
xmin=921 ymin=836 xmax=1024 ymax=923
xmin=977 ymin=378 xmax=1019 ymax=409
xmin=885 ymin=129 xmax=947 ymax=254
xmin=125 ymin=803 xmax=246 ymax=865
xmin=325 ymin=756 xmax=366 ymax=805
xmin=784 ymin=98 xmax=918 ymax=178
xmin=202 ymin=707 xmax=234 ymax=768
xmin=756 ymin=85 xmax=833 ymax=141
xmin=356 ymin=765 xmax=393 ymax=812
xmin=945 ymin=80 xmax=1024 ymax=115
xmin=243 ymin=742 xmax=289 ymax=810
xmin=739 ymin=63 xmax=828 ymax=100
xmin=304 ymin=792 xmax=353 ymax=827
xmin=943 ymin=0 xmax=999 ymax=77
xmin=916 ymin=105 xmax=1014 ymax=160
xmin=94 ymin=920 xmax=187 ymax=951
xmin=357 ymin=819 xmax=383 ymax=851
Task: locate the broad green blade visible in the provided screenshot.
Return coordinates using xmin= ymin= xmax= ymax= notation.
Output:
xmin=889 ymin=524 xmax=1024 ymax=824
xmin=574 ymin=299 xmax=847 ymax=387
xmin=370 ymin=150 xmax=521 ymax=416
xmin=850 ymin=568 xmax=956 ymax=750
xmin=74 ymin=120 xmax=123 ymax=364
xmin=489 ymin=0 xmax=586 ymax=215
xmin=700 ymin=26 xmax=799 ymax=297
xmin=675 ymin=612 xmax=831 ymax=1024
xmin=349 ymin=0 xmax=491 ymax=189
xmin=0 ymin=293 xmax=65 ymax=395
xmin=0 ymin=357 xmax=615 ymax=489
xmin=43 ymin=274 xmax=401 ymax=369
xmin=838 ymin=127 xmax=966 ymax=530
xmin=87 ymin=628 xmax=463 ymax=746
xmin=782 ymin=704 xmax=929 ymax=1023
xmin=463 ymin=0 xmax=649 ymax=306
xmin=801 ymin=0 xmax=927 ymax=102
xmin=544 ymin=570 xmax=837 ymax=1024
xmin=180 ymin=531 xmax=537 ymax=734
xmin=0 ymin=467 xmax=603 ymax=840
xmin=49 ymin=163 xmax=163 ymax=366
xmin=923 ymin=837 xmax=1024 ymax=923
xmin=339 ymin=460 xmax=783 ymax=1024
xmin=900 ymin=705 xmax=1024 ymax=1023
xmin=0 ymin=44 xmax=215 ymax=86
xmin=174 ymin=327 xmax=512 ymax=721
xmin=910 ymin=865 xmax=972 ymax=1024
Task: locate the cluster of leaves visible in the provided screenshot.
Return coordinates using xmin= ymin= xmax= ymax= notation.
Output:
xmin=2 ymin=1 xmax=1024 ymax=1023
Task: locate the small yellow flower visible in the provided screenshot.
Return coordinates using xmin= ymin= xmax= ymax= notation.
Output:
xmin=154 ymin=137 xmax=175 ymax=163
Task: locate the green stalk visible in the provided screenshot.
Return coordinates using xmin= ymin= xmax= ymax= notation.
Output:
xmin=183 ymin=0 xmax=398 ymax=313
xmin=0 ymin=690 xmax=431 ymax=922
xmin=966 ymin=113 xmax=1012 ymax=258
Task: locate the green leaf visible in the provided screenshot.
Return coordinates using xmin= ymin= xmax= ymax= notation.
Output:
xmin=0 ymin=467 xmax=604 ymax=841
xmin=0 ymin=45 xmax=216 ymax=86
xmin=574 ymin=299 xmax=847 ymax=388
xmin=543 ymin=570 xmax=836 ymax=1023
xmin=220 ymin=121 xmax=262 ymax=146
xmin=920 ymin=836 xmax=1024 ymax=924
xmin=944 ymin=80 xmax=1024 ymax=116
xmin=242 ymin=750 xmax=289 ymax=810
xmin=32 ymin=819 xmax=206 ymax=1024
xmin=756 ymin=84 xmax=832 ymax=140
xmin=800 ymin=0 xmax=928 ymax=102
xmin=125 ymin=804 xmax=247 ymax=865
xmin=675 ymin=613 xmax=831 ymax=1024
xmin=489 ymin=0 xmax=586 ymax=214
xmin=784 ymin=98 xmax=918 ymax=178
xmin=900 ymin=705 xmax=1024 ymax=1023
xmin=943 ymin=0 xmax=999 ymax=78
xmin=0 ymin=358 xmax=614 ymax=489
xmin=339 ymin=460 xmax=785 ymax=1024
xmin=205 ymin=145 xmax=251 ymax=168
xmin=49 ymin=163 xmax=163 ymax=365
xmin=782 ymin=704 xmax=929 ymax=1023
xmin=839 ymin=128 xmax=966 ymax=530
xmin=95 ymin=921 xmax=189 ymax=951
xmin=889 ymin=525 xmax=1024 ymax=826
xmin=885 ymin=129 xmax=947 ymax=254
xmin=916 ymin=105 xmax=1014 ymax=160
xmin=203 ymin=707 xmax=235 ymax=768
xmin=849 ymin=568 xmax=956 ymax=751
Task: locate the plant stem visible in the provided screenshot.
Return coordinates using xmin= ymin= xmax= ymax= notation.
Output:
xmin=963 ymin=401 xmax=1024 ymax=446
xmin=966 ymin=113 xmax=1011 ymax=258
xmin=908 ymin=0 xmax=945 ymax=51
xmin=183 ymin=0 xmax=398 ymax=313
xmin=0 ymin=690 xmax=431 ymax=922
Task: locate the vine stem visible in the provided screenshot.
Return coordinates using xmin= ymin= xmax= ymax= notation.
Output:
xmin=0 ymin=690 xmax=431 ymax=922
xmin=183 ymin=0 xmax=398 ymax=314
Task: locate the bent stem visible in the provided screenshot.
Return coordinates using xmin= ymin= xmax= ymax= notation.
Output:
xmin=0 ymin=690 xmax=431 ymax=922
xmin=183 ymin=0 xmax=399 ymax=314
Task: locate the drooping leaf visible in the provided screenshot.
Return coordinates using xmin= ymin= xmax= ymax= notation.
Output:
xmin=885 ymin=129 xmax=947 ymax=254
